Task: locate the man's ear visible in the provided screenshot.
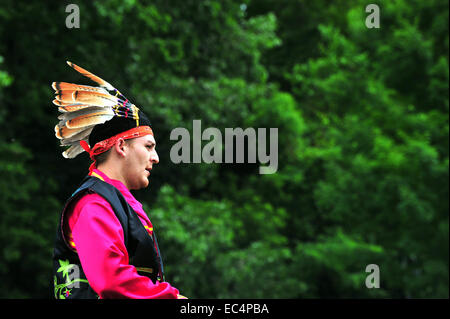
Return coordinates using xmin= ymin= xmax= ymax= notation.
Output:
xmin=114 ymin=138 xmax=128 ymax=158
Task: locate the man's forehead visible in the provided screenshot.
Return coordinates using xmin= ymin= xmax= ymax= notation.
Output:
xmin=141 ymin=134 xmax=156 ymax=144
xmin=127 ymin=133 xmax=155 ymax=145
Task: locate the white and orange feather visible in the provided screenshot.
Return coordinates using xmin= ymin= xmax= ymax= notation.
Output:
xmin=52 ymin=61 xmax=141 ymax=158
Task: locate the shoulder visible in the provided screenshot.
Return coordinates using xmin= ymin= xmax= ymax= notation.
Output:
xmin=73 ymin=191 xmax=116 ymax=217
xmin=75 ymin=192 xmax=111 ymax=208
xmin=71 ymin=176 xmax=122 ymax=211
xmin=67 ymin=192 xmax=115 ymax=231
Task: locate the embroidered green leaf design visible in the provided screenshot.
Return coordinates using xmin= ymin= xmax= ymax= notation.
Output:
xmin=57 ymin=259 xmax=73 ymax=282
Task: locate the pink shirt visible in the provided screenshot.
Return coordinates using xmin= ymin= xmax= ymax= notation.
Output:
xmin=63 ymin=169 xmax=179 ymax=299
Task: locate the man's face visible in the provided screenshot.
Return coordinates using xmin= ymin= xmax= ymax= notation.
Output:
xmin=123 ymin=134 xmax=159 ymax=190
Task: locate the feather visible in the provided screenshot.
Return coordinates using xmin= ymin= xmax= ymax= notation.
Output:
xmin=72 ymin=91 xmax=118 ymax=106
xmin=59 ymin=127 xmax=94 ymax=146
xmin=52 ymin=82 xmax=109 ymax=94
xmin=58 ymin=105 xmax=93 ymax=112
xmin=56 ymin=119 xmax=65 ymax=128
xmin=55 ymin=90 xmax=118 ymax=107
xmin=53 ymin=99 xmax=88 ymax=107
xmin=66 ymin=111 xmax=114 ymax=129
xmin=53 ymin=98 xmax=100 ymax=112
xmin=67 ymin=61 xmax=115 ymax=91
xmin=58 ymin=106 xmax=110 ymax=121
xmin=62 ymin=142 xmax=86 ymax=159
xmin=55 ymin=123 xmax=94 ymax=139
xmin=55 ymin=90 xmax=77 ymax=103
xmin=52 ymin=99 xmax=67 ymax=106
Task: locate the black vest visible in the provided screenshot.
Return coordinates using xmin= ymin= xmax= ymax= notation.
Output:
xmin=52 ymin=175 xmax=164 ymax=299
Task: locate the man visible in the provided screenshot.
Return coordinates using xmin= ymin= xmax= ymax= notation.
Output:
xmin=52 ymin=62 xmax=185 ymax=299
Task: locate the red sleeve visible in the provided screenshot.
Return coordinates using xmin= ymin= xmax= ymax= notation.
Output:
xmin=69 ymin=194 xmax=179 ymax=299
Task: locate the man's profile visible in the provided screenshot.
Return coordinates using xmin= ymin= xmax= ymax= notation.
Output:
xmin=51 ymin=62 xmax=185 ymax=299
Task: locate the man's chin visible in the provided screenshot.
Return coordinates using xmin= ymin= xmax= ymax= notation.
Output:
xmin=129 ymin=178 xmax=149 ymax=190
xmin=141 ymin=177 xmax=150 ymax=189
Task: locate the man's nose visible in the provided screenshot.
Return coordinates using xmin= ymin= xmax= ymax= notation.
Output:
xmin=151 ymin=150 xmax=159 ymax=164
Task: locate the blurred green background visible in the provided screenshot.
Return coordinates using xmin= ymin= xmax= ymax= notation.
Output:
xmin=0 ymin=0 xmax=448 ymax=298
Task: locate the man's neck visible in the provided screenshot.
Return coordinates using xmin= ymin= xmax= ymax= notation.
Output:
xmin=96 ymin=165 xmax=130 ymax=190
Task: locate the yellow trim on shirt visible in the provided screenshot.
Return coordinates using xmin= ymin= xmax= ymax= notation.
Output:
xmin=90 ymin=171 xmax=105 ymax=181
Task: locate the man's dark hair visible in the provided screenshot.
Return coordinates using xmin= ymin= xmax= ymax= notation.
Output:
xmin=92 ymin=138 xmax=136 ymax=166
xmin=93 ymin=149 xmax=112 ymax=167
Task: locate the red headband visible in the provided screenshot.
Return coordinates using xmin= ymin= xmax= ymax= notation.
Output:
xmin=80 ymin=126 xmax=154 ymax=173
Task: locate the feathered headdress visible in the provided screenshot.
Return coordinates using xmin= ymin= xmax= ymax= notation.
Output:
xmin=52 ymin=61 xmax=153 ymax=170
